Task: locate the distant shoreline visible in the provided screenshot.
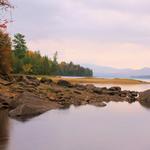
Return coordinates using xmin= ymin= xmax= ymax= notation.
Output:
xmin=37 ymin=76 xmax=150 ymax=84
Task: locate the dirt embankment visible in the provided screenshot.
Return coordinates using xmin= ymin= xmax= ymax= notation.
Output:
xmin=0 ymin=75 xmax=148 ymax=120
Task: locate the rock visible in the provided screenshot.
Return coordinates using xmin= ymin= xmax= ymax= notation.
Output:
xmin=139 ymin=90 xmax=150 ymax=102
xmin=73 ymin=90 xmax=82 ymax=94
xmin=92 ymin=102 xmax=107 ymax=107
xmin=86 ymin=84 xmax=95 ymax=91
xmin=103 ymin=90 xmax=120 ymax=96
xmin=129 ymin=91 xmax=138 ymax=97
xmin=47 ymin=93 xmax=56 ymax=101
xmin=24 ymin=76 xmax=40 ymax=87
xmin=74 ymin=84 xmax=86 ymax=90
xmin=9 ymin=92 xmax=60 ymax=118
xmin=26 ymin=75 xmax=37 ymax=80
xmin=40 ymin=77 xmax=53 ymax=84
xmin=9 ymin=104 xmax=47 ymax=118
xmin=0 ymin=94 xmax=11 ymax=109
xmin=93 ymin=87 xmax=103 ymax=94
xmin=0 ymin=78 xmax=13 ymax=86
xmin=109 ymin=86 xmax=121 ymax=91
xmin=139 ymin=90 xmax=150 ymax=108
xmin=0 ymin=102 xmax=9 ymax=109
xmin=57 ymin=80 xmax=73 ymax=87
xmin=14 ymin=75 xmax=40 ymax=87
xmin=13 ymin=75 xmax=24 ymax=82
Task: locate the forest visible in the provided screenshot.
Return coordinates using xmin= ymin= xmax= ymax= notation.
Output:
xmin=12 ymin=33 xmax=93 ymax=77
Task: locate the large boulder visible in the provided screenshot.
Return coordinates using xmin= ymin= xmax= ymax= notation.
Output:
xmin=139 ymin=90 xmax=150 ymax=108
xmin=139 ymin=90 xmax=150 ymax=102
xmin=9 ymin=92 xmax=60 ymax=119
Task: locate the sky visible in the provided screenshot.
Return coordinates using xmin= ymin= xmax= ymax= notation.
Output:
xmin=8 ymin=0 xmax=150 ymax=69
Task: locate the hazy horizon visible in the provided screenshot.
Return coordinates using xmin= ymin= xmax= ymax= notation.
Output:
xmin=9 ymin=0 xmax=150 ymax=69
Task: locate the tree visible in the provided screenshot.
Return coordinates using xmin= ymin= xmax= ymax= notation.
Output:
xmin=13 ymin=33 xmax=27 ymax=59
xmin=22 ymin=64 xmax=33 ymax=74
xmin=0 ymin=0 xmax=13 ymax=80
xmin=0 ymin=30 xmax=12 ymax=78
xmin=51 ymin=51 xmax=59 ymax=75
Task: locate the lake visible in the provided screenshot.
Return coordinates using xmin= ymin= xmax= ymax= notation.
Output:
xmin=0 ymin=83 xmax=150 ymax=150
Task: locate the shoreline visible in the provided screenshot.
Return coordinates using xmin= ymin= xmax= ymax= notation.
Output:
xmin=38 ymin=76 xmax=150 ymax=84
xmin=0 ymin=75 xmax=149 ymax=121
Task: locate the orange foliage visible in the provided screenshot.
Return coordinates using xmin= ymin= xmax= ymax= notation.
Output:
xmin=0 ymin=30 xmax=12 ymax=77
xmin=26 ymin=50 xmax=34 ymax=57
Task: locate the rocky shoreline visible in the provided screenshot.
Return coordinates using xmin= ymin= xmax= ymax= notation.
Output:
xmin=0 ymin=75 xmax=149 ymax=120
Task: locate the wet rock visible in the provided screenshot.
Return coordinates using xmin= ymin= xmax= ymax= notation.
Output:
xmin=109 ymin=86 xmax=121 ymax=91
xmin=139 ymin=90 xmax=150 ymax=108
xmin=40 ymin=77 xmax=53 ymax=84
xmin=129 ymin=91 xmax=138 ymax=97
xmin=9 ymin=104 xmax=47 ymax=118
xmin=57 ymin=80 xmax=73 ymax=87
xmin=139 ymin=90 xmax=150 ymax=102
xmin=92 ymin=102 xmax=107 ymax=107
xmin=9 ymin=92 xmax=60 ymax=118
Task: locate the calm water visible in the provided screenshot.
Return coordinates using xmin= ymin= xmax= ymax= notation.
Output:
xmin=0 ymin=83 xmax=150 ymax=150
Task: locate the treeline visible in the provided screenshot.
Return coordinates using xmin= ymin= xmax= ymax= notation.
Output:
xmin=12 ymin=33 xmax=93 ymax=76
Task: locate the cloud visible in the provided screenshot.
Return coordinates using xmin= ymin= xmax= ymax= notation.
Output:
xmin=8 ymin=0 xmax=150 ymax=68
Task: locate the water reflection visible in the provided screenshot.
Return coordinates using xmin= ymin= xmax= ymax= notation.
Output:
xmin=0 ymin=110 xmax=9 ymax=150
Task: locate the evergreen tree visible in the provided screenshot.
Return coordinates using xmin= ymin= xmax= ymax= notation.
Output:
xmin=13 ymin=33 xmax=27 ymax=59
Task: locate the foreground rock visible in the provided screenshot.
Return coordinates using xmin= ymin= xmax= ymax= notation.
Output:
xmin=139 ymin=90 xmax=150 ymax=108
xmin=9 ymin=92 xmax=60 ymax=119
xmin=0 ymin=75 xmax=141 ymax=120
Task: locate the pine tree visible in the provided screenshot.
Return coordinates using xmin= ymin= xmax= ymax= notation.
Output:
xmin=13 ymin=33 xmax=27 ymax=59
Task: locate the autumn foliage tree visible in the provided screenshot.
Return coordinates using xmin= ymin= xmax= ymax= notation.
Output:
xmin=0 ymin=30 xmax=12 ymax=78
xmin=0 ymin=0 xmax=12 ymax=80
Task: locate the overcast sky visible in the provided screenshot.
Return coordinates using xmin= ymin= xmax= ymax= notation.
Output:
xmin=8 ymin=0 xmax=150 ymax=69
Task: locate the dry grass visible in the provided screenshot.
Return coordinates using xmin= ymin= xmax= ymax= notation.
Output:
xmin=37 ymin=76 xmax=149 ymax=84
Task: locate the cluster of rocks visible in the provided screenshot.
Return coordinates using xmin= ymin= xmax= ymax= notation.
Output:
xmin=0 ymin=75 xmax=149 ymax=120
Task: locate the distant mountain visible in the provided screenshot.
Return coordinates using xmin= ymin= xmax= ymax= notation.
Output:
xmin=82 ymin=64 xmax=150 ymax=78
